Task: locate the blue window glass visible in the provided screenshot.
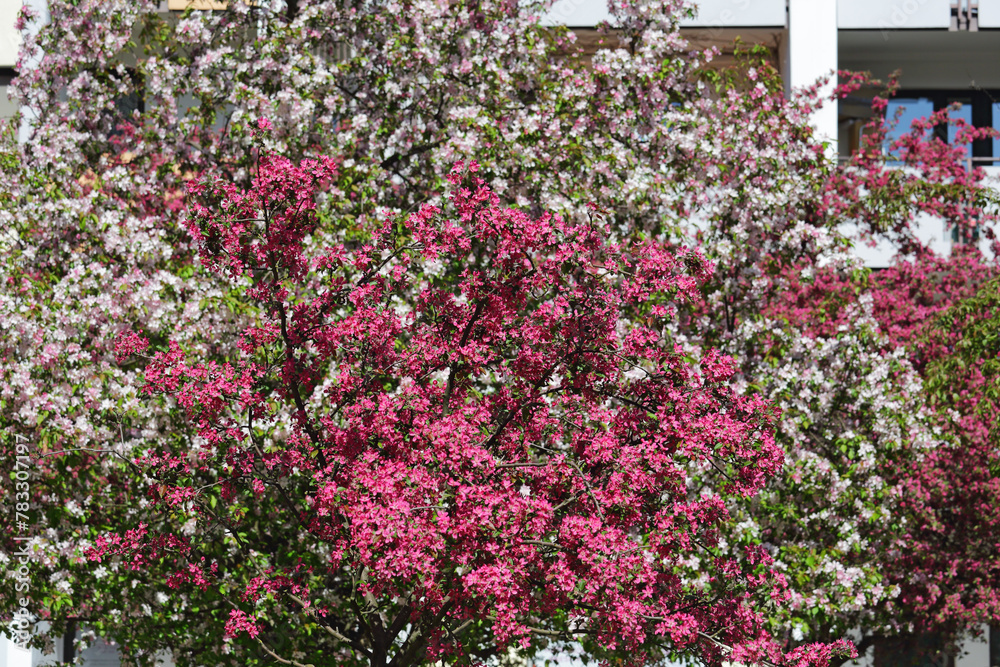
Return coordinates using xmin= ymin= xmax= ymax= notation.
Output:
xmin=885 ymin=97 xmax=974 ymax=161
xmin=991 ymin=102 xmax=1000 ymax=162
xmin=885 ymin=98 xmax=934 ymax=161
xmin=946 ymin=101 xmax=973 ymax=160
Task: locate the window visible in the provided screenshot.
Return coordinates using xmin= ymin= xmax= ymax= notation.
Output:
xmin=105 ymin=67 xmax=144 ymax=143
xmin=883 ymin=89 xmax=1000 ymax=167
xmin=874 ymin=632 xmax=954 ymax=667
xmin=884 ymin=96 xmax=935 ymax=162
xmin=0 ymin=67 xmax=15 ymax=120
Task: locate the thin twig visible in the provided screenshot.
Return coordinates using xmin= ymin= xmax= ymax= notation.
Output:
xmin=256 ymin=638 xmax=316 ymax=667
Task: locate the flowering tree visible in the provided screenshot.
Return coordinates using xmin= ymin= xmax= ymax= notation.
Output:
xmin=647 ymin=63 xmax=999 ymax=647
xmin=865 ymin=249 xmax=1000 ymax=643
xmin=98 ymin=147 xmax=864 ymax=666
xmin=2 ymin=0 xmax=1000 ymax=662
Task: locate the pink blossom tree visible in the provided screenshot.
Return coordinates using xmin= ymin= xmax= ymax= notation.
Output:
xmin=864 ymin=249 xmax=1000 ymax=644
xmin=100 ymin=145 xmax=863 ymax=666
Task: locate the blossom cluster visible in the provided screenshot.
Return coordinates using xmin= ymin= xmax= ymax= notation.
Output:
xmin=109 ymin=155 xmax=839 ymax=666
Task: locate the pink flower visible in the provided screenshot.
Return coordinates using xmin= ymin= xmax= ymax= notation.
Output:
xmin=224 ymin=609 xmax=261 ymax=639
xmin=113 ymin=330 xmax=150 ymax=363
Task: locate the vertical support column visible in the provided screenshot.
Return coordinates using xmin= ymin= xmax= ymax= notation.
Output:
xmin=787 ymin=0 xmax=838 ymax=157
xmin=954 ymin=624 xmax=991 ymax=667
xmin=0 ymin=1 xmax=23 ymax=69
xmin=16 ymin=0 xmax=51 ymax=144
xmin=0 ymin=636 xmax=31 ymax=667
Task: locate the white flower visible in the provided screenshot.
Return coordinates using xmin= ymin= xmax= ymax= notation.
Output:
xmin=64 ymin=500 xmax=85 ymax=518
xmin=180 ymin=518 xmax=198 ymax=536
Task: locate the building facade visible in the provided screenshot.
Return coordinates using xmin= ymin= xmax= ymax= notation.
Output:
xmin=546 ymin=0 xmax=1000 ymax=266
xmin=0 ymin=0 xmax=21 ymax=121
xmin=1 ymin=0 xmax=999 ymax=666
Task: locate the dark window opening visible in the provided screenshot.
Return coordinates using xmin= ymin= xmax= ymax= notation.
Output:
xmin=106 ymin=67 xmax=145 ymax=145
xmin=951 ymin=220 xmax=981 ymax=245
xmin=113 ymin=67 xmax=144 ymax=116
xmin=874 ymin=633 xmax=954 ymax=667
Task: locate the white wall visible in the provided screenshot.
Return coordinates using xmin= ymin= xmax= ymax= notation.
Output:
xmin=843 ymin=214 xmax=952 ymax=268
xmin=0 ymin=637 xmax=30 ymax=667
xmin=0 ymin=0 xmax=22 ymax=68
xmin=540 ymin=0 xmax=610 ymax=27
xmin=837 ymin=0 xmax=952 ymax=29
xmin=542 ymin=0 xmax=789 ymax=29
xmin=788 ymin=0 xmax=838 ymax=150
xmin=954 ymin=626 xmax=991 ymax=667
xmin=542 ymin=0 xmax=788 ymax=28
xmin=0 ymin=0 xmax=22 ymax=120
xmin=679 ymin=0 xmax=786 ymax=27
xmin=980 ymin=1 xmax=1000 ymax=28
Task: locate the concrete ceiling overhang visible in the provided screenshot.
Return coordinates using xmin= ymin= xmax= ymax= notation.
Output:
xmin=839 ymin=29 xmax=1000 ymax=89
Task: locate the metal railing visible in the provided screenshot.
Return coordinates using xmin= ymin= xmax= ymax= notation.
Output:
xmin=836 ymin=154 xmax=1000 ymax=169
xmin=951 ymin=0 xmax=979 ymax=30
